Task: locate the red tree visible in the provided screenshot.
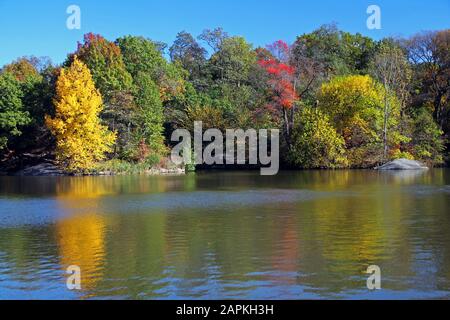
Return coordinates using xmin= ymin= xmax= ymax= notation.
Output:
xmin=258 ymin=40 xmax=298 ymax=144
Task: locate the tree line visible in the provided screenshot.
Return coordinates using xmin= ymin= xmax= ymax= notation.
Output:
xmin=0 ymin=25 xmax=449 ymax=173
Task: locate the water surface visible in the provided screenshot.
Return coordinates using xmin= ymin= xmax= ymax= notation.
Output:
xmin=1 ymin=170 xmax=450 ymax=299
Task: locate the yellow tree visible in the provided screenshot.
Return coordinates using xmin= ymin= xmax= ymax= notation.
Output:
xmin=46 ymin=57 xmax=116 ymax=173
xmin=319 ymin=75 xmax=405 ymax=167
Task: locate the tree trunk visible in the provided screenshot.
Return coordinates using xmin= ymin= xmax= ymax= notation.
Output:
xmin=283 ymin=108 xmax=291 ymax=150
xmin=433 ymin=90 xmax=444 ymax=128
xmin=383 ymin=85 xmax=389 ymax=160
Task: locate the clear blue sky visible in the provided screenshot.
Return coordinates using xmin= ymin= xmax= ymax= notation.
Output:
xmin=1 ymin=0 xmax=449 ymax=66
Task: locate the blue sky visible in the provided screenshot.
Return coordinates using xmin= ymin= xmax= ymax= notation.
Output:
xmin=0 ymin=0 xmax=449 ymax=66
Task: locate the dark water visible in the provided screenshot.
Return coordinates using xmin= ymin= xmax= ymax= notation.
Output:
xmin=0 ymin=169 xmax=450 ymax=300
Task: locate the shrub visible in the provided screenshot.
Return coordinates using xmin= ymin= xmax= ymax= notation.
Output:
xmin=287 ymin=107 xmax=348 ymax=168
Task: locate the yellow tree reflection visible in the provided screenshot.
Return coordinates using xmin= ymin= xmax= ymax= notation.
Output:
xmin=54 ymin=177 xmax=110 ymax=293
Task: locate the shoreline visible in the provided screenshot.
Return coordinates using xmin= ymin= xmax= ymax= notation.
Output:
xmin=1 ymin=161 xmax=186 ymax=177
xmin=2 ymin=161 xmax=446 ymax=177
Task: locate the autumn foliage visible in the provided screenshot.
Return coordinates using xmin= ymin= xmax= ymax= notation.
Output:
xmin=45 ymin=57 xmax=116 ymax=173
xmin=1 ymin=27 xmax=448 ymax=172
xmin=72 ymin=33 xmax=133 ymax=95
xmin=259 ymin=59 xmax=297 ymax=109
xmin=258 ymin=40 xmax=297 ymax=111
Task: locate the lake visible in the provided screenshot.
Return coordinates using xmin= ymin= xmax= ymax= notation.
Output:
xmin=0 ymin=169 xmax=450 ymax=299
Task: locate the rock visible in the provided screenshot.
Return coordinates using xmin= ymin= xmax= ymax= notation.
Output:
xmin=375 ymin=158 xmax=428 ymax=170
xmin=98 ymin=171 xmax=113 ymax=176
xmin=176 ymin=168 xmax=185 ymax=174
xmin=14 ymin=162 xmax=65 ymax=176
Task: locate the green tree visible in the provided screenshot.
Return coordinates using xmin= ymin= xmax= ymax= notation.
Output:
xmin=170 ymin=31 xmax=207 ymax=87
xmin=116 ymin=35 xmax=186 ymax=102
xmin=409 ymin=108 xmax=445 ymax=165
xmin=291 ymin=25 xmax=348 ymax=80
xmin=101 ymin=90 xmax=136 ymax=157
xmin=209 ymin=36 xmax=257 ymax=87
xmin=287 ymin=106 xmax=347 ymax=168
xmin=0 ymin=73 xmax=31 ymax=151
xmin=70 ymin=33 xmax=133 ymax=97
xmin=1 ymin=57 xmax=57 ymax=151
xmin=132 ymin=72 xmax=165 ymax=156
xmin=341 ymin=32 xmax=377 ymax=74
xmin=200 ymin=35 xmax=268 ymax=131
xmin=290 ymin=25 xmax=376 ymax=102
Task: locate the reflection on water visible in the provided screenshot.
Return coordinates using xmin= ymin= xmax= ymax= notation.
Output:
xmin=0 ymin=170 xmax=450 ymax=299
xmin=56 ymin=214 xmax=106 ymax=293
xmin=380 ymin=169 xmax=428 ymax=183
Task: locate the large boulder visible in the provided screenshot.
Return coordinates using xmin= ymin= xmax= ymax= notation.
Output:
xmin=375 ymin=158 xmax=428 ymax=170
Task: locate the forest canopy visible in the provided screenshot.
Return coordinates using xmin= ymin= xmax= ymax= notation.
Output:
xmin=0 ymin=25 xmax=449 ymax=173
